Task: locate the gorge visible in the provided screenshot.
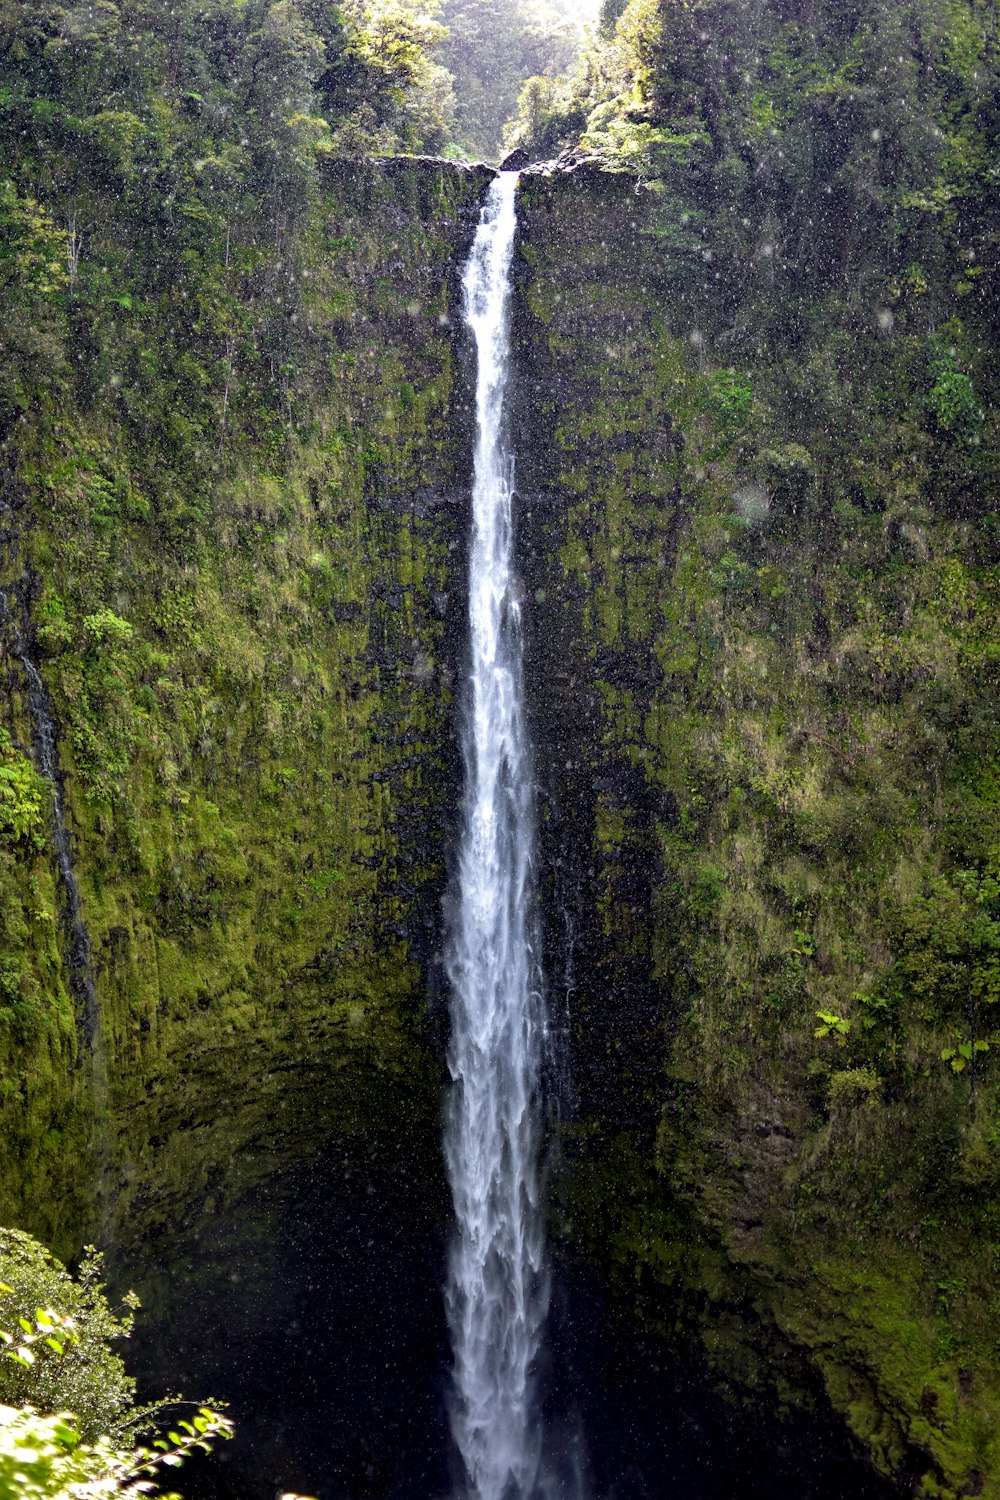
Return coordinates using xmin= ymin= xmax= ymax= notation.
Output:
xmin=1 ymin=1 xmax=999 ymax=1496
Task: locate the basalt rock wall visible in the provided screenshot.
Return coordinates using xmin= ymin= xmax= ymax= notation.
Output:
xmin=0 ymin=158 xmax=490 ymax=1255
xmin=512 ymin=165 xmax=1000 ymax=1500
xmin=2 ymin=149 xmax=999 ymax=1499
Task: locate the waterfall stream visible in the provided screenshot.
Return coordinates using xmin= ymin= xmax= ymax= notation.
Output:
xmin=444 ymin=171 xmax=549 ymax=1500
xmin=0 ymin=566 xmax=100 ymax=1051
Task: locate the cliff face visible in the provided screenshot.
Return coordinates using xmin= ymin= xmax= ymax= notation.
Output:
xmin=0 ymin=159 xmax=489 ymax=1252
xmin=513 ymin=167 xmax=1000 ymax=1498
xmin=2 ymin=149 xmax=999 ymax=1497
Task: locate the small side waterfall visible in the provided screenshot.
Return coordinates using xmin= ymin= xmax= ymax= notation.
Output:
xmin=0 ymin=574 xmax=99 ymax=1049
xmin=444 ymin=172 xmax=549 ymax=1500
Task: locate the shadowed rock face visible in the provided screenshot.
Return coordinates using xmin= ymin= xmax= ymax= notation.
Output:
xmin=508 ymin=166 xmax=1000 ymax=1499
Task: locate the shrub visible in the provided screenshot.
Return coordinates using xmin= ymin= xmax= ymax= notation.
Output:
xmin=0 ymin=733 xmax=46 ymax=852
xmin=0 ymin=1232 xmax=137 ymax=1443
xmin=0 ymin=1229 xmax=235 ymax=1499
xmin=926 ymin=342 xmax=980 ymax=438
xmin=828 ymin=1068 xmax=881 ymax=1107
xmin=0 ymin=1401 xmax=233 ymax=1500
xmin=0 ymin=1405 xmax=115 ymax=1500
xmin=81 ymin=611 xmax=133 ymax=651
xmin=701 ymin=368 xmax=754 ymax=431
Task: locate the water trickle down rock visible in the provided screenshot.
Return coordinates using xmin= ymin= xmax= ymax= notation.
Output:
xmin=0 ymin=548 xmax=100 ymax=1054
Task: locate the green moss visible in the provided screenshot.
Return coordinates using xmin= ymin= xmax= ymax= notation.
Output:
xmin=0 ymin=160 xmax=485 ymax=1255
xmin=517 ymin=166 xmax=1000 ymax=1497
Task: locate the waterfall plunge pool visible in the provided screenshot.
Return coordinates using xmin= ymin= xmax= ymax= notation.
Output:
xmin=118 ymin=1132 xmax=892 ymax=1500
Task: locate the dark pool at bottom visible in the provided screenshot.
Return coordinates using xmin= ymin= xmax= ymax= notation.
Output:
xmin=117 ymin=1140 xmax=893 ymax=1500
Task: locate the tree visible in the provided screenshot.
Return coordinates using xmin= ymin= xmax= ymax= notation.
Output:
xmin=437 ymin=0 xmax=582 ymax=156
xmin=0 ymin=1228 xmax=233 ymax=1500
xmin=0 ymin=1401 xmax=232 ymax=1500
xmin=319 ymin=0 xmax=456 ymax=152
xmin=0 ymin=1231 xmax=141 ymax=1442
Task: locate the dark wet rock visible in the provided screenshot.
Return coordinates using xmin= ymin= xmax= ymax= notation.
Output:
xmin=330 ymin=600 xmax=363 ymax=624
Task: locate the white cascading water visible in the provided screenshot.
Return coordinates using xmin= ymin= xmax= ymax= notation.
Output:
xmin=445 ymin=171 xmax=549 ymax=1500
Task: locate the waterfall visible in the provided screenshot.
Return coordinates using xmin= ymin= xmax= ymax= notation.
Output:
xmin=0 ymin=572 xmax=99 ymax=1049
xmin=0 ymin=539 xmax=109 ymax=1233
xmin=444 ymin=171 xmax=549 ymax=1500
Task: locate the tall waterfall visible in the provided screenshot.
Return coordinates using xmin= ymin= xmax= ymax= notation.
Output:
xmin=445 ymin=171 xmax=549 ymax=1500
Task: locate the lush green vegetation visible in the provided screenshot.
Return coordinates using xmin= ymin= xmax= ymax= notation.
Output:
xmin=508 ymin=0 xmax=1000 ymax=267
xmin=509 ymin=4 xmax=1000 ymax=1480
xmin=435 ymin=0 xmax=586 ymax=157
xmin=0 ymin=1230 xmax=140 ymax=1440
xmin=1 ymin=0 xmax=999 ymax=1495
xmin=0 ymin=1228 xmax=231 ymax=1499
xmin=0 ymin=0 xmax=469 ymax=430
xmin=0 ymin=0 xmax=479 ymax=1249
